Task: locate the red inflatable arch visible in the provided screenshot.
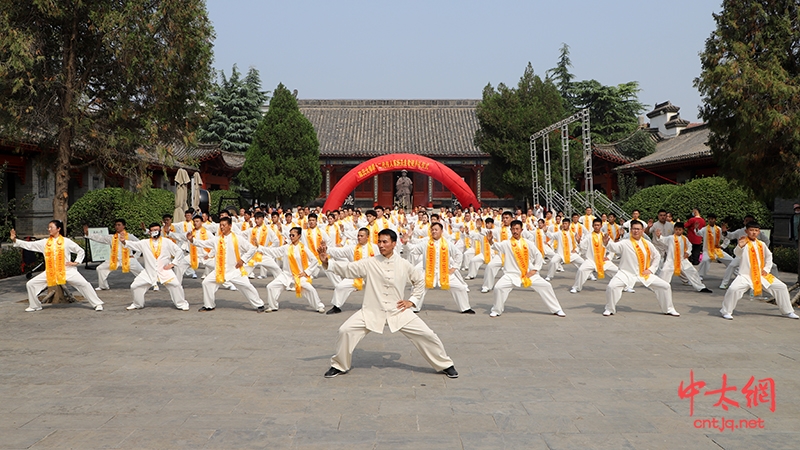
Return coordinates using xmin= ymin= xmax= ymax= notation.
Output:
xmin=322 ymin=153 xmax=480 ymax=212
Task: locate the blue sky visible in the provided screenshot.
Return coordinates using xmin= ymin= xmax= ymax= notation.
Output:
xmin=206 ymin=0 xmax=723 ymax=120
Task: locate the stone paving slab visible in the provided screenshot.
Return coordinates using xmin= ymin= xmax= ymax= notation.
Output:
xmin=1 ymin=263 xmax=799 ymax=449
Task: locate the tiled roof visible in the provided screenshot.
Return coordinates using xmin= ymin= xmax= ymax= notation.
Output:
xmin=167 ymin=143 xmax=245 ymax=169
xmin=297 ymin=100 xmax=486 ymax=158
xmin=593 ymin=144 xmax=631 ymax=164
xmin=615 ymin=124 xmax=711 ymax=171
xmin=646 ymin=101 xmax=680 ymax=118
xmin=664 ymin=115 xmax=690 ymax=129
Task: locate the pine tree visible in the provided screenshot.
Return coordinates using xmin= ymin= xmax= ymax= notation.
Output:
xmin=200 ymin=66 xmax=268 ymax=152
xmin=695 ymin=0 xmax=800 ymax=202
xmin=474 ymin=63 xmax=566 ymax=199
xmin=238 ymin=84 xmax=321 ymax=205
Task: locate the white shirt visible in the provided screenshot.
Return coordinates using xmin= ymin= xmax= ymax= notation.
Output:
xmin=124 ymin=237 xmax=184 ymax=284
xmin=191 ymin=232 xmax=257 ymax=282
xmin=606 ymin=237 xmax=662 ymax=287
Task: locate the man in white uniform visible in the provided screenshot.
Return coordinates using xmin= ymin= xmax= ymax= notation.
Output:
xmin=570 ymin=219 xmax=619 ymax=293
xmin=188 ymin=217 xmax=266 ymax=312
xmin=603 ymin=221 xmax=680 ymax=317
xmin=402 ymin=222 xmax=474 ymax=314
xmin=84 ymin=219 xmax=144 ymax=290
xmin=121 ymin=223 xmax=189 ymax=310
xmin=655 ymin=223 xmax=712 ymax=294
xmin=720 ymin=222 xmax=798 ymax=320
xmin=258 ymin=227 xmax=325 ymax=313
xmin=486 ymin=220 xmax=565 ymax=317
xmin=318 ymin=229 xmax=458 ymax=379
xmin=11 ymin=221 xmax=104 ymax=311
xmin=324 ymin=228 xmax=379 ymax=314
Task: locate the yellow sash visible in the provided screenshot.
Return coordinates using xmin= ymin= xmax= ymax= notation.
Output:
xmin=534 ymin=229 xmax=545 ymax=255
xmin=511 ymin=238 xmax=532 ymax=287
xmin=249 ymin=225 xmax=268 ymax=266
xmin=44 ymin=236 xmax=67 ymax=286
xmin=592 ymin=232 xmax=605 ymax=279
xmin=288 ymin=243 xmax=311 ymax=297
xmin=352 ymin=244 xmax=375 ymax=290
xmin=149 ymin=237 xmax=162 ymax=259
xmin=327 ymin=224 xmax=342 ymax=247
xmin=583 ymin=215 xmax=593 ymax=230
xmin=307 ymin=227 xmax=323 ymax=262
xmin=632 ymin=237 xmax=651 ymax=280
xmin=748 ymin=240 xmax=775 ymax=296
xmin=271 ymin=224 xmax=284 ymax=245
xmin=425 ymin=238 xmax=449 ymax=289
xmin=190 ymin=227 xmax=209 ymax=270
xmin=500 ymin=226 xmax=509 ymax=241
xmin=241 ymin=221 xmax=250 ymax=231
xmin=673 ymin=235 xmax=687 ymax=276
xmin=109 ymin=231 xmax=130 ymax=272
xmin=561 ymin=230 xmax=574 ymax=264
xmin=215 ymin=233 xmax=247 ymax=283
xmin=707 ymin=226 xmax=724 ymax=260
xmin=167 ymin=224 xmax=176 ymax=243
xmin=482 ymin=234 xmax=491 ymax=264
xmin=608 ymin=223 xmax=621 ymax=241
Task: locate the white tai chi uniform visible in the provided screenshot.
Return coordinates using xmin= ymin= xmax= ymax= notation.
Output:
xmin=14 ymin=237 xmax=104 ymax=310
xmin=719 ymin=228 xmax=774 ymax=287
xmin=404 ymin=237 xmax=472 ymax=312
xmin=697 ymin=225 xmax=733 ymax=278
xmin=546 ymin=229 xmax=585 ymax=279
xmin=84 ymin=232 xmax=144 ymax=289
xmin=656 ymin=234 xmax=707 ymax=291
xmin=123 ymin=237 xmax=189 ymax=310
xmin=168 ymin=221 xmax=196 ymax=279
xmin=490 ymin=237 xmax=564 ymax=316
xmin=482 ymin=226 xmax=510 ymax=291
xmin=572 ymin=232 xmax=618 ymax=292
xmin=604 ymin=238 xmax=679 ymax=316
xmin=326 ymin=253 xmax=454 ymax=373
xmin=327 ymin=243 xmax=379 ymax=308
xmin=466 ymin=229 xmax=493 ymax=279
xmin=721 ymin=239 xmax=795 ymax=317
xmin=304 ymin=226 xmax=339 ymax=285
xmin=242 ymin=224 xmax=281 ymax=279
xmin=260 ymin=243 xmax=325 ymax=312
xmin=191 ymin=233 xmax=265 ymax=310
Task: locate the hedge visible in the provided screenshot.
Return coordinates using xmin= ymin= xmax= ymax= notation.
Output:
xmin=622 ymin=184 xmax=681 ymax=220
xmin=0 ymin=246 xmax=22 ymax=279
xmin=620 ymin=177 xmax=771 ymax=230
xmin=67 ymin=188 xmax=175 ymax=238
xmin=773 ymin=245 xmax=798 ymax=274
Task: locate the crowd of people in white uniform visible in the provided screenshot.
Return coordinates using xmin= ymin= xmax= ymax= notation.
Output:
xmin=9 ymin=203 xmax=797 ymax=378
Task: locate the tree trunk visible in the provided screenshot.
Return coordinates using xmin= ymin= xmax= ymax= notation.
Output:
xmin=52 ymin=14 xmax=79 ymax=230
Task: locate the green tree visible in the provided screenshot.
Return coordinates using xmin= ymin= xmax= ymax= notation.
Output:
xmin=475 ymin=63 xmax=566 ymax=200
xmin=615 ymin=128 xmax=656 ymax=161
xmin=0 ymin=0 xmax=215 ymax=227
xmin=546 ymin=43 xmax=575 ymax=109
xmin=695 ymin=0 xmax=800 ymax=202
xmin=239 ymin=83 xmax=321 ymax=205
xmin=200 ymin=65 xmax=268 ymax=152
xmin=569 ymin=79 xmax=646 ymax=143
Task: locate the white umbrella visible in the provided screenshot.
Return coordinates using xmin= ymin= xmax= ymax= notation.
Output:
xmin=173 ymin=168 xmax=190 ymax=220
xmin=191 ymin=171 xmax=203 ymax=212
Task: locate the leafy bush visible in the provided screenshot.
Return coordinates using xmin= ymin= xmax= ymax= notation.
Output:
xmin=661 ymin=177 xmax=771 ymax=229
xmin=773 ymin=245 xmax=798 ymax=274
xmin=622 ymin=184 xmax=680 ymax=220
xmin=67 ymin=188 xmax=175 ymax=238
xmin=209 ymin=189 xmax=249 ymax=216
xmin=0 ymin=246 xmax=22 ymax=279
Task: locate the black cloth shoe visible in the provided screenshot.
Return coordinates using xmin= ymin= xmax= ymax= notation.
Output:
xmin=461 ymin=309 xmax=476 ymax=314
xmin=324 ymin=367 xmax=345 ymax=378
xmin=326 ymin=306 xmax=342 ymax=315
xmin=700 ymin=288 xmax=713 ymax=293
xmin=442 ymin=366 xmax=458 ymax=378
xmin=198 ymin=307 xmax=215 ymax=312
xmin=256 ymin=306 xmax=265 ymax=313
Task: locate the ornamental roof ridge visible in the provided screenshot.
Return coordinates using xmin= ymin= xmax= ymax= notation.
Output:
xmin=297 ymin=99 xmax=479 ymax=108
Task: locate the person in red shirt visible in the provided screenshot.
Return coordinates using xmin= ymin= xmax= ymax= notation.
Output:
xmin=684 ymin=208 xmax=706 ymax=265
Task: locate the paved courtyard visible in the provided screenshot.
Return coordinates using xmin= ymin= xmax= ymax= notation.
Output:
xmin=1 ymin=262 xmax=799 ymax=449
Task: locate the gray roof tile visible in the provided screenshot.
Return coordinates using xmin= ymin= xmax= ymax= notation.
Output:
xmin=615 ymin=124 xmax=711 ymax=171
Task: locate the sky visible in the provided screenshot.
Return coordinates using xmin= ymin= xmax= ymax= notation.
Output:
xmin=206 ymin=0 xmax=723 ymax=121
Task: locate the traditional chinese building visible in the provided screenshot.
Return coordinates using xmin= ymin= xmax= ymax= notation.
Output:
xmin=298 ymin=99 xmax=499 ymax=208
